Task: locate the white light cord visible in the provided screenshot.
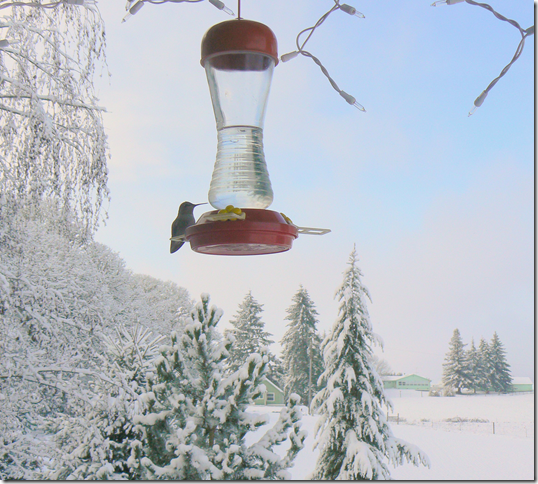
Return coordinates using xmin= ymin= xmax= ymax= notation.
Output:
xmin=281 ymin=0 xmax=366 ymax=112
xmin=123 ymin=0 xmax=233 ymax=23
xmin=432 ymin=0 xmax=534 ymax=116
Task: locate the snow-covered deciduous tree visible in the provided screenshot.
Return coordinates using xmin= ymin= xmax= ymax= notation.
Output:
xmin=281 ymin=285 xmax=324 ymax=407
xmin=129 ymin=274 xmax=193 ymax=339
xmin=371 ymin=354 xmax=395 ymax=377
xmin=225 ymin=291 xmax=276 ymax=376
xmin=0 ymin=200 xmax=192 ymax=479
xmin=442 ymin=329 xmax=471 ymax=394
xmin=487 ymin=332 xmax=512 ymax=394
xmin=0 ymin=1 xmax=109 ymax=233
xmin=132 ymin=294 xmax=305 ymax=480
xmin=0 ymin=201 xmax=115 ymax=479
xmin=311 ymin=247 xmax=429 ymax=480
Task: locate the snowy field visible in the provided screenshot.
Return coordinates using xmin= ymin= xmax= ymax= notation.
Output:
xmin=247 ymin=391 xmax=534 ymax=480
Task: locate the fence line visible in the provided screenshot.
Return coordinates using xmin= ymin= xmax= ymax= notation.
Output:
xmin=387 ymin=416 xmax=533 ymax=439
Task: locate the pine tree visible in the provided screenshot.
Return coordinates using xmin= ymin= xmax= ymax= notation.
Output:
xmin=477 ymin=337 xmax=491 ymax=393
xmin=487 ymin=332 xmax=512 ymax=393
xmin=466 ymin=338 xmax=481 ymax=393
xmin=132 ymin=294 xmax=306 ymax=480
xmin=311 ymin=248 xmax=429 ymax=480
xmin=225 ymin=291 xmax=275 ymax=376
xmin=265 ymin=353 xmax=286 ymax=390
xmin=442 ymin=329 xmax=471 ymax=394
xmin=46 ymin=325 xmax=162 ymax=479
xmin=281 ymin=285 xmax=324 ymax=407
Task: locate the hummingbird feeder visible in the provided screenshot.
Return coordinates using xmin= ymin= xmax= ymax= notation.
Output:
xmin=183 ymin=18 xmax=329 ymax=255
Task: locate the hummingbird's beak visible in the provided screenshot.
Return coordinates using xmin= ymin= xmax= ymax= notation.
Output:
xmin=195 ymin=203 xmax=208 ymax=207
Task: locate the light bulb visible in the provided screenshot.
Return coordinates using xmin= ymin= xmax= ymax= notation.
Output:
xmin=340 ymin=90 xmax=366 ymax=112
xmin=281 ymin=51 xmax=299 ymax=62
xmin=208 ymin=0 xmax=234 ymax=16
xmin=122 ymin=0 xmax=144 ymax=22
xmin=339 ymin=4 xmax=365 ymax=18
xmin=468 ymin=90 xmax=487 ymax=116
xmin=431 ymin=0 xmax=464 ymax=6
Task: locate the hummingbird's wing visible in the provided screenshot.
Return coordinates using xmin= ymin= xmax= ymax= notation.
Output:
xmin=170 ymin=216 xmax=186 ymax=253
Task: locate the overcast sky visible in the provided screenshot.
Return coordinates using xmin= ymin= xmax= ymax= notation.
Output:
xmin=94 ymin=0 xmax=534 ymax=383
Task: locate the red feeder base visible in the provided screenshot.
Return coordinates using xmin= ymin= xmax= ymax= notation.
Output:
xmin=185 ymin=209 xmax=298 ymax=255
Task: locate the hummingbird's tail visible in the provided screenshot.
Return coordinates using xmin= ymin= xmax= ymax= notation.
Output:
xmin=170 ymin=240 xmax=185 ymax=253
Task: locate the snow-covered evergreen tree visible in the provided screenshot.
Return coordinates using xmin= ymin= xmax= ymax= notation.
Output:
xmin=442 ymin=329 xmax=471 ymax=394
xmin=45 ymin=325 xmax=163 ymax=480
xmin=311 ymin=248 xmax=429 ymax=480
xmin=132 ymin=294 xmax=305 ymax=480
xmin=281 ymin=285 xmax=324 ymax=407
xmin=465 ymin=338 xmax=481 ymax=393
xmin=265 ymin=353 xmax=286 ymax=390
xmin=487 ymin=332 xmax=512 ymax=393
xmin=477 ymin=337 xmax=491 ymax=393
xmin=225 ymin=291 xmax=276 ymax=377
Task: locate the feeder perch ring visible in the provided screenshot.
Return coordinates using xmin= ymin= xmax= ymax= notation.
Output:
xmin=185 ymin=208 xmax=298 ymax=255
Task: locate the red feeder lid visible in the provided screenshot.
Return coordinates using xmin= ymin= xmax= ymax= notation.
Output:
xmin=185 ymin=209 xmax=298 ymax=255
xmin=200 ymin=19 xmax=279 ymax=67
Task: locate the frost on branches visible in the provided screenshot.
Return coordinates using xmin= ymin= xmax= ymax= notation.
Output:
xmin=0 ymin=2 xmax=109 ymax=232
xmin=132 ymin=294 xmax=305 ymax=480
xmin=311 ymin=247 xmax=430 ymax=480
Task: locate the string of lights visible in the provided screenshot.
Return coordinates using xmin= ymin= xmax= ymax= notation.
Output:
xmin=432 ymin=0 xmax=534 ymax=116
xmin=0 ymin=0 xmax=94 ymax=9
xmin=0 ymin=0 xmax=532 ymax=116
xmin=122 ymin=0 xmax=233 ymax=23
xmin=0 ymin=0 xmax=95 ymax=48
xmin=281 ymin=0 xmax=366 ymax=111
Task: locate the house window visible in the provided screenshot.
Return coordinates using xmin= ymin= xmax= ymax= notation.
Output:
xmin=267 ymin=393 xmax=275 ymax=402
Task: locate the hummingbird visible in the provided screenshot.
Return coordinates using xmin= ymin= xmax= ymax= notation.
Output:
xmin=170 ymin=201 xmax=207 ymax=253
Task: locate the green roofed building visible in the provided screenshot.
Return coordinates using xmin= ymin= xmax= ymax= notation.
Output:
xmin=382 ymin=374 xmax=431 ymax=391
xmin=254 ymin=377 xmax=285 ymax=406
xmin=511 ymin=377 xmax=533 ymax=392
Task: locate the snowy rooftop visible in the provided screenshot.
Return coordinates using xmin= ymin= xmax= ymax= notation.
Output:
xmin=381 ymin=374 xmax=431 ymax=382
xmin=512 ymin=377 xmax=533 ymax=385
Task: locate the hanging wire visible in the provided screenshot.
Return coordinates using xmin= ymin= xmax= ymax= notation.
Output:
xmin=280 ymin=0 xmax=366 ymax=112
xmin=122 ymin=0 xmax=233 ymax=23
xmin=432 ymin=0 xmax=534 ymax=115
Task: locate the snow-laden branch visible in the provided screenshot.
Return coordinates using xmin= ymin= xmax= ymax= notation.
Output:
xmin=0 ymin=92 xmax=106 ymax=111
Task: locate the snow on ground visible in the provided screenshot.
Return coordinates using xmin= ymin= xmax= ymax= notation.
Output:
xmin=384 ymin=389 xmax=534 ymax=423
xmin=247 ymin=392 xmax=534 ymax=480
xmin=389 ymin=424 xmax=534 ymax=480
